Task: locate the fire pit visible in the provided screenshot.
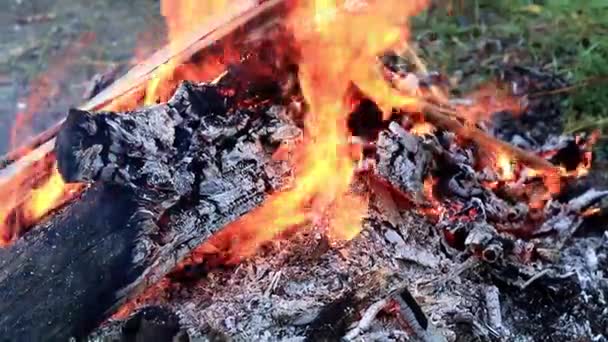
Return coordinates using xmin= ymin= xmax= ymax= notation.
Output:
xmin=0 ymin=1 xmax=606 ymax=341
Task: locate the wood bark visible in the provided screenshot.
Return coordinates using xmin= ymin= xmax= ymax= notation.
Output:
xmin=0 ymin=82 xmax=298 ymax=341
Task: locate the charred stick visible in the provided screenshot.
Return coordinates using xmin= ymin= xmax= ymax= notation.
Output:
xmin=385 ymin=66 xmax=559 ymax=175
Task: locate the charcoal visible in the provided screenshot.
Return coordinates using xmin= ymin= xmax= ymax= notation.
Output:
xmin=375 ymin=122 xmax=431 ymax=204
xmin=492 ymin=66 xmax=568 ymax=147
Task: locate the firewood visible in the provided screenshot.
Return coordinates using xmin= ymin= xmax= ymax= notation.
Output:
xmin=0 ymin=0 xmax=290 ymax=243
xmin=0 ymin=83 xmax=298 ymax=341
xmin=0 ymin=0 xmax=289 ymax=177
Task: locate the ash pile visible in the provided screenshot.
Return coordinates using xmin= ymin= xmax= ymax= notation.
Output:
xmin=81 ymin=63 xmax=608 ymax=342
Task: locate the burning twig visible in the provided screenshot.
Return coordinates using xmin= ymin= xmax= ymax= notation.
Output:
xmin=423 ymin=102 xmax=559 ymax=174
xmin=385 ymin=66 xmax=561 ymax=177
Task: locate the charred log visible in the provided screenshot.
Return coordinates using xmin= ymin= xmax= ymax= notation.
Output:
xmin=0 ymin=82 xmax=298 ymax=341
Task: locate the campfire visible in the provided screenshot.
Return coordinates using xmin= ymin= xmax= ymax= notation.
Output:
xmin=0 ymin=1 xmax=606 ymax=341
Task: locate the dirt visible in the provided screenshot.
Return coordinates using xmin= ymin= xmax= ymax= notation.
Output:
xmin=0 ymin=0 xmax=162 ymax=155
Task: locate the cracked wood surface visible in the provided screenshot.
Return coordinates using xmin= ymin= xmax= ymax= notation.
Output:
xmin=0 ymin=83 xmax=297 ymax=341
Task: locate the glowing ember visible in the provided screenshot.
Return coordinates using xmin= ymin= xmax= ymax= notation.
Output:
xmin=410 ymin=122 xmax=435 ymax=136
xmin=582 ymin=207 xmax=601 ymax=217
xmin=496 ymin=152 xmax=516 ymax=181
xmin=422 ymin=177 xmax=444 ymax=217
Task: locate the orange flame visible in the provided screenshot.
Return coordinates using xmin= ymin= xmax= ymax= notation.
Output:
xmin=457 ymin=82 xmax=524 ymax=125
xmin=0 ymin=154 xmax=82 ymax=245
xmin=144 ymin=0 xmax=244 ymax=104
xmin=495 ymin=152 xmax=516 ymax=181
xmin=0 ymin=34 xmax=95 ymax=244
xmin=208 ymin=0 xmax=429 ymax=263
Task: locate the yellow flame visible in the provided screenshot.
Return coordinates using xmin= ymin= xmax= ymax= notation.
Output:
xmin=213 ymin=0 xmax=429 ymax=262
xmin=27 ymin=168 xmax=68 ymax=221
xmin=496 ymin=152 xmax=515 ymax=181
xmin=410 ymin=122 xmax=435 ymax=136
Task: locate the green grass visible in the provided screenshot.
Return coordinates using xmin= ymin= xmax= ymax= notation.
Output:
xmin=412 ymin=0 xmax=608 ymax=146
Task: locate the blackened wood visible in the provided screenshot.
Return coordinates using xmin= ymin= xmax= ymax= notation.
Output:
xmin=375 ymin=122 xmax=431 ymax=205
xmin=0 ymin=0 xmax=289 ymax=172
xmin=0 ymin=184 xmax=148 ymax=341
xmin=0 ymin=83 xmax=297 ymax=341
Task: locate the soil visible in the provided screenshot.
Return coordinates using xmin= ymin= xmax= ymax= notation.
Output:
xmin=0 ymin=0 xmax=162 ymax=155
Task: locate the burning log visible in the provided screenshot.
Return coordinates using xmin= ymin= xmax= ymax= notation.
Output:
xmin=0 ymin=0 xmax=292 ymax=243
xmin=0 ymin=82 xmax=298 ymax=341
xmin=0 ymin=0 xmax=288 ymax=168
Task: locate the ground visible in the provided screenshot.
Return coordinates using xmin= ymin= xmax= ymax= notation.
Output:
xmin=413 ymin=0 xmax=608 ymax=156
